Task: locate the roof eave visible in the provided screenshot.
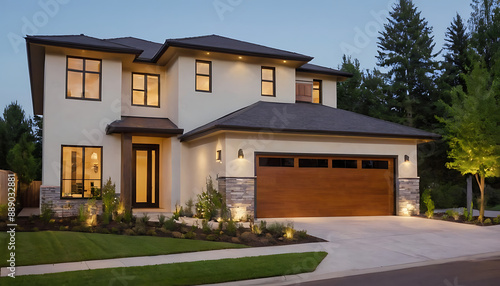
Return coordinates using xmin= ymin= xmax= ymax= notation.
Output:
xmin=25 ymin=37 xmax=143 ymax=55
xmin=296 ymin=68 xmax=353 ymax=78
xmin=105 ymin=125 xmax=184 ymax=136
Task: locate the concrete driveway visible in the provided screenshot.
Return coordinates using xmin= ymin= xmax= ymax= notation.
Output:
xmin=263 ymin=216 xmax=500 ymax=282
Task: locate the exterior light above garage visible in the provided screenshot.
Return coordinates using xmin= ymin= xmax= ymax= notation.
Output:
xmin=238 ymin=149 xmax=244 ymax=159
xmin=404 ymin=155 xmax=409 ymax=162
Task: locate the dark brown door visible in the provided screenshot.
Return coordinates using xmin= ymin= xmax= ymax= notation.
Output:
xmin=132 ymin=144 xmax=159 ymax=208
xmin=256 ymin=155 xmax=395 ymax=218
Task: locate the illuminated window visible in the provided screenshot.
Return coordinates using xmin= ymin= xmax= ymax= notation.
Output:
xmin=261 ymin=67 xmax=275 ymax=96
xmin=196 ymin=60 xmax=211 ymax=92
xmin=132 ymin=73 xmax=160 ymax=107
xmin=66 ymin=57 xmax=101 ymax=100
xmin=61 ymin=146 xmax=102 ymax=198
xmin=313 ymin=80 xmax=322 ymax=104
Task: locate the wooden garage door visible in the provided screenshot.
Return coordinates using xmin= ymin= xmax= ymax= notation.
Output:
xmin=256 ymin=155 xmax=395 ymax=218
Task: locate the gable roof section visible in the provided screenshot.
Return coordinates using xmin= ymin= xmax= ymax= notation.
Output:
xmin=25 ymin=34 xmax=143 ymax=55
xmin=297 ymin=63 xmax=353 ymax=78
xmin=106 ymin=116 xmax=183 ymax=136
xmin=105 ymin=37 xmax=163 ymax=61
xmin=179 ymin=101 xmax=440 ymax=142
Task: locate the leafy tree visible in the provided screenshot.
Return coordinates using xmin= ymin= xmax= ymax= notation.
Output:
xmin=0 ymin=102 xmax=32 ymax=170
xmin=437 ymin=64 xmax=500 ymax=221
xmin=377 ymin=0 xmax=439 ymax=128
xmin=6 ymin=133 xmax=37 ymax=186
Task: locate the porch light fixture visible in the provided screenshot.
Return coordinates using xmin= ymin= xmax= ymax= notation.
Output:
xmin=238 ymin=149 xmax=244 ymax=159
xmin=216 ymin=150 xmax=222 ymax=162
xmin=404 ymin=155 xmax=409 ymax=162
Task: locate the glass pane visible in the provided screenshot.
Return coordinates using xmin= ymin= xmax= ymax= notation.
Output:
xmin=85 ymin=59 xmax=100 ymax=72
xmin=62 ymin=180 xmax=79 ymax=198
xmin=84 ymin=147 xmax=101 ymax=180
xmin=67 ymin=71 xmax=83 ymax=98
xmin=313 ymin=90 xmax=320 ymax=103
xmin=133 ymin=74 xmax=145 ymax=90
xmin=298 ymin=159 xmax=328 ymax=168
xmin=135 ymin=150 xmax=148 ymax=203
xmin=133 ymin=90 xmax=145 ymax=105
xmin=62 ymin=146 xmax=83 ymax=198
xmin=362 ymin=160 xmax=389 ymax=169
xmin=84 ymin=180 xmax=101 ymax=198
xmin=313 ymin=81 xmax=320 ymax=89
xmin=196 ymin=61 xmax=210 ymax=75
xmin=332 ymin=159 xmax=357 ymax=169
xmin=259 ymin=157 xmax=294 ymax=167
xmin=262 ymin=68 xmax=274 ymax=81
xmin=151 ymin=150 xmax=155 ymax=204
xmin=85 ymin=73 xmax=100 ymax=99
xmin=147 ymin=75 xmax=159 ymax=106
xmin=262 ymin=81 xmax=274 ymax=96
xmin=196 ymin=75 xmax=210 ymax=91
xmin=67 ymin=57 xmax=83 ymax=70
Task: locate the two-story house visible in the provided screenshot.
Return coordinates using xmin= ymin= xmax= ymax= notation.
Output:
xmin=26 ymin=34 xmax=439 ymax=219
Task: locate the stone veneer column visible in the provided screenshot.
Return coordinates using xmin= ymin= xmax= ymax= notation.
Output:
xmin=40 ymin=186 xmax=102 ymax=217
xmin=397 ymin=178 xmax=420 ymax=216
xmin=218 ymin=177 xmax=255 ymax=220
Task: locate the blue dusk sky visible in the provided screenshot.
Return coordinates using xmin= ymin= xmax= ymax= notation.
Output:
xmin=0 ymin=0 xmax=472 ymax=117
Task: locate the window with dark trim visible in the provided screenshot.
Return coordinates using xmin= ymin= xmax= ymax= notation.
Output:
xmin=299 ymin=158 xmax=328 ymax=168
xmin=362 ymin=160 xmax=389 ymax=169
xmin=195 ymin=60 xmax=212 ymax=92
xmin=332 ymin=159 xmax=357 ymax=169
xmin=259 ymin=157 xmax=294 ymax=167
xmin=61 ymin=146 xmax=102 ymax=199
xmin=261 ymin=67 xmax=275 ymax=96
xmin=132 ymin=73 xmax=160 ymax=107
xmin=313 ymin=80 xmax=322 ymax=104
xmin=66 ymin=57 xmax=101 ymax=100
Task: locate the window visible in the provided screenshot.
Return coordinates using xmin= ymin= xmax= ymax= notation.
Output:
xmin=362 ymin=160 xmax=389 ymax=169
xmin=66 ymin=57 xmax=101 ymax=100
xmin=195 ymin=60 xmax=211 ymax=92
xmin=61 ymin=146 xmax=102 ymax=198
xmin=299 ymin=158 xmax=328 ymax=168
xmin=332 ymin=159 xmax=357 ymax=169
xmin=259 ymin=157 xmax=294 ymax=167
xmin=132 ymin=73 xmax=160 ymax=107
xmin=261 ymin=67 xmax=275 ymax=96
xmin=313 ymin=80 xmax=322 ymax=104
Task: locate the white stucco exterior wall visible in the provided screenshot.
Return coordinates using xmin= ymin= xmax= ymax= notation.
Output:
xmin=42 ymin=51 xmax=122 ymax=193
xmin=295 ymin=73 xmax=338 ymax=108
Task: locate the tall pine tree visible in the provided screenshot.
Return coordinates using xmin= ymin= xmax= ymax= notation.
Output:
xmin=469 ymin=0 xmax=500 ymax=72
xmin=377 ymin=0 xmax=438 ymax=129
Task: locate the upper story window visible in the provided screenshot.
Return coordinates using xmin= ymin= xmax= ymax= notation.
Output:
xmin=132 ymin=73 xmax=160 ymax=107
xmin=66 ymin=57 xmax=101 ymax=100
xmin=61 ymin=145 xmax=102 ymax=199
xmin=261 ymin=67 xmax=275 ymax=96
xmin=196 ymin=60 xmax=212 ymax=92
xmin=313 ymin=80 xmax=322 ymax=104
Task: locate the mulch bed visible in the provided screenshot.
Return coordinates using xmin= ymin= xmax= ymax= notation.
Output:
xmin=416 ymin=212 xmax=500 ymax=226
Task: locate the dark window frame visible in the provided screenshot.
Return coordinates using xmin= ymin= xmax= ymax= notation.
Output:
xmin=60 ymin=145 xmax=103 ymax=199
xmin=261 ymin=66 xmax=276 ymax=97
xmin=259 ymin=157 xmax=294 ymax=167
xmin=313 ymin=79 xmax=322 ymax=104
xmin=298 ymin=158 xmax=328 ymax=168
xmin=65 ymin=56 xmax=102 ymax=101
xmin=131 ymin=72 xmax=160 ymax=108
xmin=195 ymin=60 xmax=212 ymax=92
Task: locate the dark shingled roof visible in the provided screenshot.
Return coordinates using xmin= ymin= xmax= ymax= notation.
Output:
xmin=105 ymin=37 xmax=163 ymax=61
xmin=106 ymin=116 xmax=183 ymax=136
xmin=180 ymin=101 xmax=440 ymax=141
xmin=297 ymin=63 xmax=353 ymax=78
xmin=25 ymin=34 xmax=143 ymax=54
xmin=162 ymin=35 xmax=314 ymax=62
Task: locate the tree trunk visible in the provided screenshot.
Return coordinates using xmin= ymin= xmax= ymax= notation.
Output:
xmin=475 ymin=173 xmax=485 ymax=222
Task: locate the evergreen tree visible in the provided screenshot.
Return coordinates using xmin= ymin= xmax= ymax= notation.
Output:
xmin=33 ymin=115 xmax=43 ymax=180
xmin=0 ymin=102 xmax=32 ymax=170
xmin=337 ymin=55 xmax=362 ymax=111
xmin=469 ymin=0 xmax=500 ymax=72
xmin=359 ymin=68 xmax=394 ymax=120
xmin=377 ymin=0 xmax=439 ymax=129
xmin=7 ymin=133 xmax=37 ymax=185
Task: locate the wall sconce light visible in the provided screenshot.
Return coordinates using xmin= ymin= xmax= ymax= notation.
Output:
xmin=238 ymin=149 xmax=244 ymax=159
xmin=404 ymin=155 xmax=409 ymax=162
xmin=216 ymin=150 xmax=222 ymax=162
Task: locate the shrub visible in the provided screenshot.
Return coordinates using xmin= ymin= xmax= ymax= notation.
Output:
xmin=422 ymin=189 xmax=435 ymax=218
xmin=146 ymin=229 xmax=157 ymax=236
xmin=184 ymin=231 xmax=196 ymax=239
xmin=77 ymin=204 xmax=88 ymax=223
xmin=201 ymin=219 xmax=212 ymax=234
xmin=96 ymin=227 xmax=110 ymax=234
xmin=442 ymin=214 xmax=449 ymax=220
xmin=196 ymin=176 xmax=224 ymax=220
xmin=206 ymin=234 xmax=217 ymax=241
xmin=111 ymin=227 xmax=120 ymax=234
xmin=173 ymin=204 xmax=181 ymax=220
xmin=139 ymin=213 xmax=150 ymax=224
xmin=284 ymin=222 xmax=295 ymax=240
xmin=484 ymin=218 xmax=492 ymax=225
xmin=184 ymin=198 xmax=195 ymax=217
xmin=259 ymin=220 xmax=267 ymax=232
xmin=239 ymin=231 xmax=257 ymax=242
xmin=163 ymin=217 xmax=178 ymax=231
xmin=32 ymin=227 xmax=39 ymax=232
xmin=464 ymin=201 xmax=474 ymax=222
xmin=295 ymin=230 xmax=308 ymax=240
xmin=40 ymin=202 xmax=54 ymax=223
xmin=494 ymin=215 xmax=500 ymax=224
xmin=0 ymin=204 xmax=8 ymax=220
xmin=267 ymin=222 xmax=285 ymax=237
xmin=445 ymin=210 xmax=460 ymax=220
xmin=252 ymin=224 xmax=262 ymax=235
xmin=226 ymin=219 xmax=237 ymax=237
xmin=158 ymin=214 xmax=166 ymax=226
xmin=123 ymin=209 xmax=134 ymax=224
xmin=134 ymin=218 xmax=147 ymax=235
xmin=59 ymin=226 xmax=68 ymax=231
xmin=86 ymin=199 xmax=98 ymax=226
xmin=101 ymin=177 xmax=118 ymax=214
xmin=123 ymin=229 xmax=136 ymax=236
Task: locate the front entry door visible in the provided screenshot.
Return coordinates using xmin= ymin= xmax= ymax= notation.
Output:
xmin=132 ymin=144 xmax=159 ymax=208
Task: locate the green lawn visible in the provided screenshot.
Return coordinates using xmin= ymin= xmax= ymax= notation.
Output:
xmin=0 ymin=231 xmax=247 ymax=266
xmin=0 ymin=252 xmax=327 ymax=286
xmin=486 ymin=204 xmax=500 ymax=211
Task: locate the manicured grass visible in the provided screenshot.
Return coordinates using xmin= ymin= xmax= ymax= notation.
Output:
xmin=0 ymin=231 xmax=247 ymax=267
xmin=0 ymin=252 xmax=327 ymax=286
xmin=486 ymin=204 xmax=500 ymax=211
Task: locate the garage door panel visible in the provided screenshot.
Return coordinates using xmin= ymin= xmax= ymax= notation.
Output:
xmin=256 ymin=155 xmax=395 ymax=218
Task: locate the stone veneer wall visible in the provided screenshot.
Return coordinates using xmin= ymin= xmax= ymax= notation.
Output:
xmin=218 ymin=177 xmax=255 ymax=220
xmin=398 ymin=178 xmax=420 ymax=216
xmin=40 ymin=186 xmax=103 ymax=217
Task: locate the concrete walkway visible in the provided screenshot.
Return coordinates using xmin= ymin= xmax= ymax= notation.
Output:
xmin=2 ymin=216 xmax=500 ymax=285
